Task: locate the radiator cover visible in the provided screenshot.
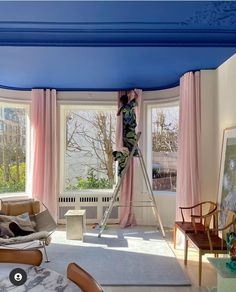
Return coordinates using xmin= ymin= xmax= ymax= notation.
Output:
xmin=58 ymin=193 xmax=119 ymax=224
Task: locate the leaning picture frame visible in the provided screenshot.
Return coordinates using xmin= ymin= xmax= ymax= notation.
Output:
xmin=218 ymin=127 xmax=236 ymax=224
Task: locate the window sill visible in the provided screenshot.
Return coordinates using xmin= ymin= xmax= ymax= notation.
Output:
xmin=61 ymin=189 xmax=114 ymax=196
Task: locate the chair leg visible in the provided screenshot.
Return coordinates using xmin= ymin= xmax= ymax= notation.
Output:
xmin=173 ymin=224 xmax=177 ymax=249
xmin=184 ymin=235 xmax=188 ymax=265
xmin=199 ymin=251 xmax=202 ymax=286
xmin=41 ymin=242 xmax=50 ymax=263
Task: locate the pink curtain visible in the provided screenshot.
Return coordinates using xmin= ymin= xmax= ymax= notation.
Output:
xmin=31 ymin=89 xmax=58 ymax=221
xmin=117 ymin=89 xmax=142 ymax=228
xmin=115 ymin=91 xmax=126 ymax=151
xmin=176 ymin=71 xmax=201 ymax=221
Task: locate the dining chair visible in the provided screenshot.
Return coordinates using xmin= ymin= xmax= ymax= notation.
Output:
xmin=173 ymin=201 xmax=217 ymax=249
xmin=67 ymin=262 xmax=104 ymax=292
xmin=0 ymin=248 xmax=43 ymax=266
xmin=185 ymin=209 xmax=236 ymax=286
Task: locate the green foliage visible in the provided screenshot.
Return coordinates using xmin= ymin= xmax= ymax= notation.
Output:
xmin=66 ymin=169 xmax=112 ymax=191
xmin=0 ymin=162 xmax=25 ymax=193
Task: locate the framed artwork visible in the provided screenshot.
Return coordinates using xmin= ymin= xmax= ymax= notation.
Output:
xmin=218 ymin=127 xmax=236 ymax=224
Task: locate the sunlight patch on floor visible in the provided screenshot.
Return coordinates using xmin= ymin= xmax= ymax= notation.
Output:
xmin=50 ymin=227 xmax=176 ymax=258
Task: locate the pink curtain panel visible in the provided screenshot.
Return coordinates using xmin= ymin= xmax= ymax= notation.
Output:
xmin=31 ymin=89 xmax=58 ymax=221
xmin=176 ymin=71 xmax=201 ymax=221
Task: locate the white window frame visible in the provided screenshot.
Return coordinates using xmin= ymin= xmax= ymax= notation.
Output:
xmin=0 ymin=101 xmax=31 ymax=199
xmin=144 ymin=97 xmax=179 ymax=197
xmin=60 ymin=101 xmax=117 ymax=195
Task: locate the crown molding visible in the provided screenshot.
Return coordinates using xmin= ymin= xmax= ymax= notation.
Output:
xmin=0 ymin=22 xmax=236 ymax=47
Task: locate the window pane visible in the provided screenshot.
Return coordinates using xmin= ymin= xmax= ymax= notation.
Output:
xmin=0 ymin=106 xmax=26 ymax=193
xmin=152 ymin=106 xmax=179 ymax=192
xmin=65 ymin=109 xmax=116 ymax=190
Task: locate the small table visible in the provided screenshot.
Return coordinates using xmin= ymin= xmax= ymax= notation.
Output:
xmin=208 ymin=258 xmax=236 ymax=292
xmin=65 ymin=209 xmax=86 ymax=240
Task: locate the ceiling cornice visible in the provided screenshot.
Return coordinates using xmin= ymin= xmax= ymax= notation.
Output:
xmin=0 ymin=22 xmax=236 ymax=47
xmin=0 ymin=2 xmax=236 ymax=47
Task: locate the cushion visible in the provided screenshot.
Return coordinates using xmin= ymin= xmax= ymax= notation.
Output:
xmin=1 ymin=200 xmax=40 ymax=216
xmin=0 ymin=222 xmax=14 ymax=238
xmin=0 ymin=213 xmax=35 ymax=238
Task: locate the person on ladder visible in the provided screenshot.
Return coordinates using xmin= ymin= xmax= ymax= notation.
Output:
xmin=98 ymin=89 xmax=165 ymax=237
xmin=113 ymin=89 xmax=139 ymax=176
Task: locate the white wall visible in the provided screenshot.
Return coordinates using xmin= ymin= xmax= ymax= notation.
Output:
xmin=200 ymin=70 xmax=218 ymax=202
xmin=216 ymin=54 xmax=236 ymax=158
xmin=200 ymin=54 xmax=236 ymax=206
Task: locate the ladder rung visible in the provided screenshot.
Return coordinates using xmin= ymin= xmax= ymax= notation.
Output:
xmin=129 ymin=200 xmax=153 ymax=203
xmin=118 ymin=205 xmax=156 ymax=208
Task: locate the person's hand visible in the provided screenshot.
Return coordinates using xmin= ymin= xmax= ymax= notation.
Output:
xmin=134 ymin=89 xmax=139 ymax=97
xmin=122 ymin=147 xmax=129 ymax=155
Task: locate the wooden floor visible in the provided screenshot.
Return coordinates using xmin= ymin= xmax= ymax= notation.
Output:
xmin=104 ymin=229 xmax=216 ymax=292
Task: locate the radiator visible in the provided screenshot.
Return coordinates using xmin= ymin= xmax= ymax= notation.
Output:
xmin=58 ymin=192 xmax=119 ymax=224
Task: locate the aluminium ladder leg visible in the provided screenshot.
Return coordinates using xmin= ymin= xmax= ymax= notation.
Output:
xmin=97 ymin=176 xmax=122 ymax=237
xmin=137 ymin=147 xmax=165 ymax=237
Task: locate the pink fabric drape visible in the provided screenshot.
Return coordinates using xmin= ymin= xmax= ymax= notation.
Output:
xmin=115 ymin=91 xmax=126 ymax=151
xmin=176 ymin=72 xmax=201 ymax=221
xmin=31 ymin=89 xmax=58 ymax=221
xmin=118 ymin=89 xmax=142 ymax=228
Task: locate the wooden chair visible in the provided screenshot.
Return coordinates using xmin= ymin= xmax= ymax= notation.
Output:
xmin=173 ymin=201 xmax=217 ymax=249
xmin=185 ymin=209 xmax=236 ymax=286
xmin=67 ymin=262 xmax=104 ymax=292
xmin=0 ymin=249 xmax=43 ymax=266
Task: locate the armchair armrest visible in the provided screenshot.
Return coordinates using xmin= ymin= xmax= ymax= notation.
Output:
xmin=179 ymin=201 xmax=217 ymax=223
xmin=179 ymin=201 xmax=216 ymax=211
xmin=191 ymin=208 xmax=217 ymax=220
xmin=206 ymin=215 xmax=236 ymax=251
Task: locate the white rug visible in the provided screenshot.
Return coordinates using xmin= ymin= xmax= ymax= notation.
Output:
xmin=43 ymin=227 xmax=191 ymax=286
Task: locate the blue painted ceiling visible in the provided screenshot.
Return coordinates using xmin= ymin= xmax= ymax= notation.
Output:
xmin=0 ymin=1 xmax=236 ymax=90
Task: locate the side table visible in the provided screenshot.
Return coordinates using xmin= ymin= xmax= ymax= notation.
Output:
xmin=208 ymin=257 xmax=236 ymax=292
xmin=65 ymin=209 xmax=86 ymax=240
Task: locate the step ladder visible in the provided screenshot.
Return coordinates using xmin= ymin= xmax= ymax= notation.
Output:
xmin=98 ymin=132 xmax=165 ymax=238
